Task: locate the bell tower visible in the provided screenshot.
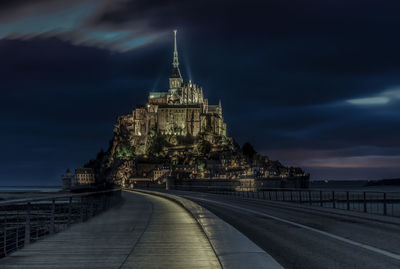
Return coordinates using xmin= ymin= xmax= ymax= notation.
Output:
xmin=169 ymin=30 xmax=183 ymax=94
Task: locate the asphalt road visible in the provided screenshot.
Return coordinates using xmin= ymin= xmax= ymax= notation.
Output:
xmin=172 ymin=191 xmax=400 ymax=269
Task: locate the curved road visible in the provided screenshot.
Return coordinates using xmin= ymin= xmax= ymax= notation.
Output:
xmin=171 ymin=191 xmax=400 ymax=269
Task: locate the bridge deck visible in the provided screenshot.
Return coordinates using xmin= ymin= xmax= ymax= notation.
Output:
xmin=0 ymin=191 xmax=221 ymax=268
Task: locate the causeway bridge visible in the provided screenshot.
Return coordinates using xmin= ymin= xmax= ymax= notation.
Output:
xmin=1 ymin=188 xmax=400 ymax=268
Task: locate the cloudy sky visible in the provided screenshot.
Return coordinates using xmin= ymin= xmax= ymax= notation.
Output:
xmin=1 ymin=0 xmax=400 ymax=185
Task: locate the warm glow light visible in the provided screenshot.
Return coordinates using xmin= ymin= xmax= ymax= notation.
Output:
xmin=304 ymin=155 xmax=400 ymax=168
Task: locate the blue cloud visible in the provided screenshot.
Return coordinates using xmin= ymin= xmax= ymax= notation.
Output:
xmin=0 ymin=0 xmax=162 ymax=52
xmin=347 ymin=88 xmax=400 ymax=106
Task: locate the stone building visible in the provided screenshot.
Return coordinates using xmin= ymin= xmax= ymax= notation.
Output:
xmin=61 ymin=168 xmax=73 ymax=190
xmin=152 ymin=168 xmax=170 ymax=182
xmin=113 ymin=30 xmax=227 ymax=155
xmin=75 ymin=168 xmax=96 ymax=185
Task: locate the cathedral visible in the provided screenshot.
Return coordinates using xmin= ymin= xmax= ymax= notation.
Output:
xmin=114 ymin=30 xmax=227 ymax=155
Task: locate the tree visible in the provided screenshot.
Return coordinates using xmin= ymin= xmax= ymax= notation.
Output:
xmin=198 ymin=140 xmax=211 ymax=156
xmin=148 ymin=134 xmax=170 ymax=155
xmin=241 ymin=142 xmax=257 ymax=161
xmin=116 ymin=142 xmax=134 ymax=158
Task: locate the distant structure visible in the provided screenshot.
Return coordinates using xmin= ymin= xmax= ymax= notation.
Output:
xmin=152 ymin=167 xmax=170 ymax=182
xmin=112 ymin=30 xmax=226 ymax=155
xmin=61 ymin=168 xmax=97 ymax=190
xmin=75 ymin=168 xmax=96 ymax=185
xmin=61 ymin=169 xmax=73 ymax=190
xmin=89 ymin=30 xmax=309 ymax=189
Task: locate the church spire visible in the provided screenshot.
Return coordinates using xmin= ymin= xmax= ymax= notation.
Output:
xmin=173 ymin=29 xmax=179 ymax=68
xmin=170 ymin=30 xmax=182 ymax=79
xmin=169 ymin=29 xmax=183 ymax=92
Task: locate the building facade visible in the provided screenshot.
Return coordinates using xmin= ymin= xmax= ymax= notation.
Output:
xmin=75 ymin=168 xmax=96 ymax=185
xmin=61 ymin=168 xmax=73 ymax=190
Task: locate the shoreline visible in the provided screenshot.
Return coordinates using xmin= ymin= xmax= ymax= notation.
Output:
xmin=0 ymin=188 xmax=64 ymax=201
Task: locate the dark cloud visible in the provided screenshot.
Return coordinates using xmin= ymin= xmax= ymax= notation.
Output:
xmin=0 ymin=0 xmax=50 ymax=10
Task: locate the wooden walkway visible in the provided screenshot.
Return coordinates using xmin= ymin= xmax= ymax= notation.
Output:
xmin=0 ymin=191 xmax=220 ymax=268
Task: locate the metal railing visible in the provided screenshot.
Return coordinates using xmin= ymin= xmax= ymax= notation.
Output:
xmin=171 ymin=185 xmax=400 ymax=218
xmin=0 ymin=189 xmax=122 ymax=258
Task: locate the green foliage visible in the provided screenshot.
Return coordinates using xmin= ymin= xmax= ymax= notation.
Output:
xmin=196 ymin=158 xmax=206 ymax=171
xmin=116 ymin=142 xmax=134 ymax=158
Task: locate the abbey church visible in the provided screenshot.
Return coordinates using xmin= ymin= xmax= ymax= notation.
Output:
xmin=113 ymin=30 xmax=227 ymax=155
xmin=80 ymin=30 xmax=309 ymax=188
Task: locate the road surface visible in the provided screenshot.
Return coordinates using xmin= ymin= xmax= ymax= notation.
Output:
xmin=171 ymin=190 xmax=400 ymax=269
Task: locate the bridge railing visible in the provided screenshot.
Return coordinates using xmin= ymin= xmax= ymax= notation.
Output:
xmin=171 ymin=185 xmax=400 ymax=218
xmin=0 ymin=189 xmax=122 ymax=258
